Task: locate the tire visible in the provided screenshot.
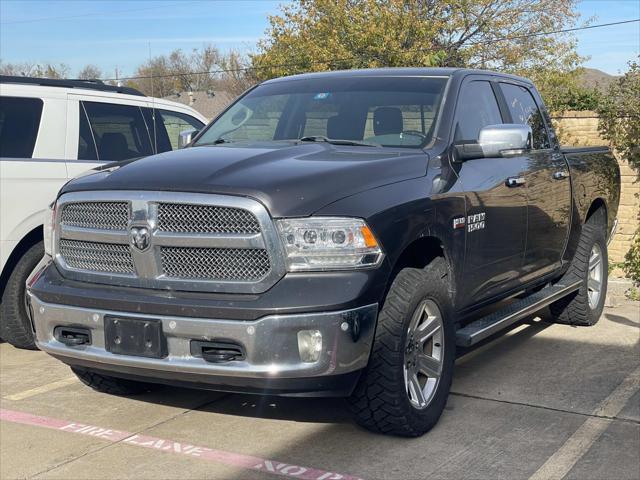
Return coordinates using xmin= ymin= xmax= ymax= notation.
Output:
xmin=0 ymin=241 xmax=43 ymax=350
xmin=549 ymin=222 xmax=608 ymax=326
xmin=348 ymin=258 xmax=456 ymax=437
xmin=71 ymin=367 xmax=160 ymax=396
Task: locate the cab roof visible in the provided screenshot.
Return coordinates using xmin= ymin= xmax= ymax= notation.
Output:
xmin=263 ymin=67 xmax=533 ymax=85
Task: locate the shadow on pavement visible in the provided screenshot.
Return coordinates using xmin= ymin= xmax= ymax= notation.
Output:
xmin=198 ymin=394 xmax=353 ymax=424
xmin=605 ymin=312 xmax=640 ymax=328
xmin=133 ymin=314 xmax=556 ymax=426
xmin=101 ymin=306 xmax=638 ymax=444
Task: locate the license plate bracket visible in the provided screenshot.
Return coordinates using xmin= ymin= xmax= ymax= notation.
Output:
xmin=104 ymin=316 xmax=167 ymax=359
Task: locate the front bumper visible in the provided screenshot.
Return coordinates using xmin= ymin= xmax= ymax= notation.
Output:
xmin=28 ymin=291 xmax=377 ymax=397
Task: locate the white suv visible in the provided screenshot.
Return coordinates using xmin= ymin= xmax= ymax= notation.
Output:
xmin=0 ymin=76 xmax=208 ymax=349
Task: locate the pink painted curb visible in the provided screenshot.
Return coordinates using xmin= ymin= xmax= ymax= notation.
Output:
xmin=1 ymin=408 xmax=363 ymax=480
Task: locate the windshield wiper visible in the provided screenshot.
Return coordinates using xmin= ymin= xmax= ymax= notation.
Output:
xmin=197 ymin=138 xmax=233 ymax=146
xmin=298 ymin=135 xmax=381 ymax=148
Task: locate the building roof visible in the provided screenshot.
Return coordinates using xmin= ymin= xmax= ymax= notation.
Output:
xmin=163 ymin=90 xmax=236 ymax=120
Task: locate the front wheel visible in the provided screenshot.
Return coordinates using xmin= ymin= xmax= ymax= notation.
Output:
xmin=348 ymin=259 xmax=456 ymax=437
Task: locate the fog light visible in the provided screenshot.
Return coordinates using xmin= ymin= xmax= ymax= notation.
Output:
xmin=297 ymin=329 xmax=322 ymax=363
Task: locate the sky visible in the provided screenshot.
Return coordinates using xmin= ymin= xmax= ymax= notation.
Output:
xmin=0 ymin=0 xmax=638 ymax=79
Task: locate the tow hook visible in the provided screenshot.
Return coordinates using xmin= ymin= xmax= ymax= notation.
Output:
xmin=54 ymin=326 xmax=91 ymax=346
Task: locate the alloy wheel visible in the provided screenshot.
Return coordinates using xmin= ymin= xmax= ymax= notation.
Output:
xmin=404 ymin=299 xmax=444 ymax=409
xmin=587 ymin=243 xmax=604 ymax=310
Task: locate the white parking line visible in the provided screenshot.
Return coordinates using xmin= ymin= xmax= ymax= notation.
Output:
xmin=529 ymin=366 xmax=640 ymax=480
xmin=3 ymin=377 xmax=79 ymax=401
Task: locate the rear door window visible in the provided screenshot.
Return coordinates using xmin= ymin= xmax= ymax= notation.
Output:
xmin=80 ymin=101 xmax=154 ymax=161
xmin=157 ymin=110 xmax=205 ymax=150
xmin=141 ymin=107 xmax=172 ymax=154
xmin=500 ymin=83 xmax=551 ymax=150
xmin=0 ymin=96 xmax=44 ymax=158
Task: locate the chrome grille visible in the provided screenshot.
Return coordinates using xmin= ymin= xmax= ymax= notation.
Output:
xmin=59 ymin=239 xmax=134 ymax=274
xmin=60 ymin=202 xmax=129 ymax=230
xmin=157 ymin=203 xmax=260 ymax=234
xmin=54 ymin=191 xmax=285 ymax=293
xmin=161 ymin=247 xmax=270 ymax=281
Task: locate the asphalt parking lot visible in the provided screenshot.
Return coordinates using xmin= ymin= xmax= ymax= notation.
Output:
xmin=1 ymin=301 xmax=638 ymax=480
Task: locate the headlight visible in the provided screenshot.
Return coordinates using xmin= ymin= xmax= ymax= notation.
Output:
xmin=43 ymin=202 xmax=56 ymax=256
xmin=276 ymin=217 xmax=383 ymax=271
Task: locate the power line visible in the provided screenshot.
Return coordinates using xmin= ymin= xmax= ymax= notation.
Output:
xmin=102 ymin=17 xmax=639 ymax=81
xmin=467 ymin=18 xmax=640 ymax=45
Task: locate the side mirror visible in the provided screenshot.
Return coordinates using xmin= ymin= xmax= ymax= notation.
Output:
xmin=454 ymin=124 xmax=532 ymax=161
xmin=178 ymin=128 xmax=199 ymax=148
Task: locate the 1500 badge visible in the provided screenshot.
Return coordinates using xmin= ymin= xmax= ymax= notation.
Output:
xmin=467 ymin=212 xmax=486 ymax=232
xmin=453 ymin=212 xmax=486 ymax=232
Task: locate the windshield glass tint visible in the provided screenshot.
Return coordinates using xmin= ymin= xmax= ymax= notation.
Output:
xmin=195 ymin=76 xmax=448 ymax=148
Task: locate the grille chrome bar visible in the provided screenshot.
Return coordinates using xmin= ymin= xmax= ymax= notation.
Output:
xmin=60 ymin=225 xmax=129 ymax=244
xmin=61 ymin=224 xmax=265 ymax=249
xmin=153 ymin=232 xmax=265 ymax=249
xmin=53 ymin=191 xmax=286 ymax=294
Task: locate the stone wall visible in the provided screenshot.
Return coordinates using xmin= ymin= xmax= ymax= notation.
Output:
xmin=552 ymin=111 xmax=639 ymax=264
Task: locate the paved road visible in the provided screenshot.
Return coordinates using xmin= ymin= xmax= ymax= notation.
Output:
xmin=1 ymin=302 xmax=638 ymax=480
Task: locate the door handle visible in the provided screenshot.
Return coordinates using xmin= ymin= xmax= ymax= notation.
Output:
xmin=506 ymin=177 xmax=526 ymax=187
xmin=553 ymin=171 xmax=570 ymax=180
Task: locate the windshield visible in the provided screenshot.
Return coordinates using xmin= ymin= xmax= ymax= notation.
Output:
xmin=195 ymin=76 xmax=448 ymax=149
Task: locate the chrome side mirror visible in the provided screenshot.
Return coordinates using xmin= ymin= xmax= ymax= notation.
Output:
xmin=478 ymin=124 xmax=532 ymax=157
xmin=178 ymin=128 xmax=199 ymax=148
xmin=454 ymin=124 xmax=532 ymax=161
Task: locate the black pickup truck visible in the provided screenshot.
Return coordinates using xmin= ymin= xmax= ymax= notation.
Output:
xmin=27 ymin=68 xmax=620 ymax=437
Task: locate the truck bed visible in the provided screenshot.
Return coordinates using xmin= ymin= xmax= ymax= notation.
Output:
xmin=560 ymin=145 xmax=610 ymax=154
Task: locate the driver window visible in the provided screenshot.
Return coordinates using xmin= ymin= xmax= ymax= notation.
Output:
xmin=454 ymin=81 xmax=503 ymax=142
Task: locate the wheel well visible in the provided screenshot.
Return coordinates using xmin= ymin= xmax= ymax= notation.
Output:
xmin=392 ymin=236 xmax=445 ymax=273
xmin=0 ymin=225 xmax=43 ymax=299
xmin=585 ymin=199 xmax=607 ymax=230
xmin=381 ymin=236 xmax=450 ymax=309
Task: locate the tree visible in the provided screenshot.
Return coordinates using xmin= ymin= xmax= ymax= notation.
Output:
xmin=597 ymin=58 xmax=640 ymax=285
xmin=598 ymin=59 xmax=640 ymax=172
xmin=0 ymin=61 xmax=70 ymax=78
xmin=252 ymin=0 xmax=586 ymax=111
xmin=77 ymin=64 xmax=103 ymax=80
xmin=216 ymin=50 xmax=257 ymax=96
xmin=129 ymin=44 xmax=252 ymax=98
xmin=131 ymin=54 xmax=177 ymax=98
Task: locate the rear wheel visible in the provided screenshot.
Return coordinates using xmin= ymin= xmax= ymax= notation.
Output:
xmin=348 ymin=259 xmax=455 ymax=437
xmin=0 ymin=241 xmax=43 ymax=350
xmin=549 ymin=222 xmax=608 ymax=326
xmin=71 ymin=367 xmax=160 ymax=396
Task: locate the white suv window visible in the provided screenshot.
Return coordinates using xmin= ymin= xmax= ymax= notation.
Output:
xmin=80 ymin=101 xmax=154 ymax=161
xmin=158 ymin=109 xmax=205 ymax=150
xmin=0 ymin=96 xmax=44 ymax=158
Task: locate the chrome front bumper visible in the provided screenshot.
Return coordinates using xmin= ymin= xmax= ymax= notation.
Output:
xmin=28 ymin=292 xmax=377 ymax=386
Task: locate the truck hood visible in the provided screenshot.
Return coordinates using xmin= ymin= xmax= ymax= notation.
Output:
xmin=61 ymin=142 xmax=429 ymax=217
